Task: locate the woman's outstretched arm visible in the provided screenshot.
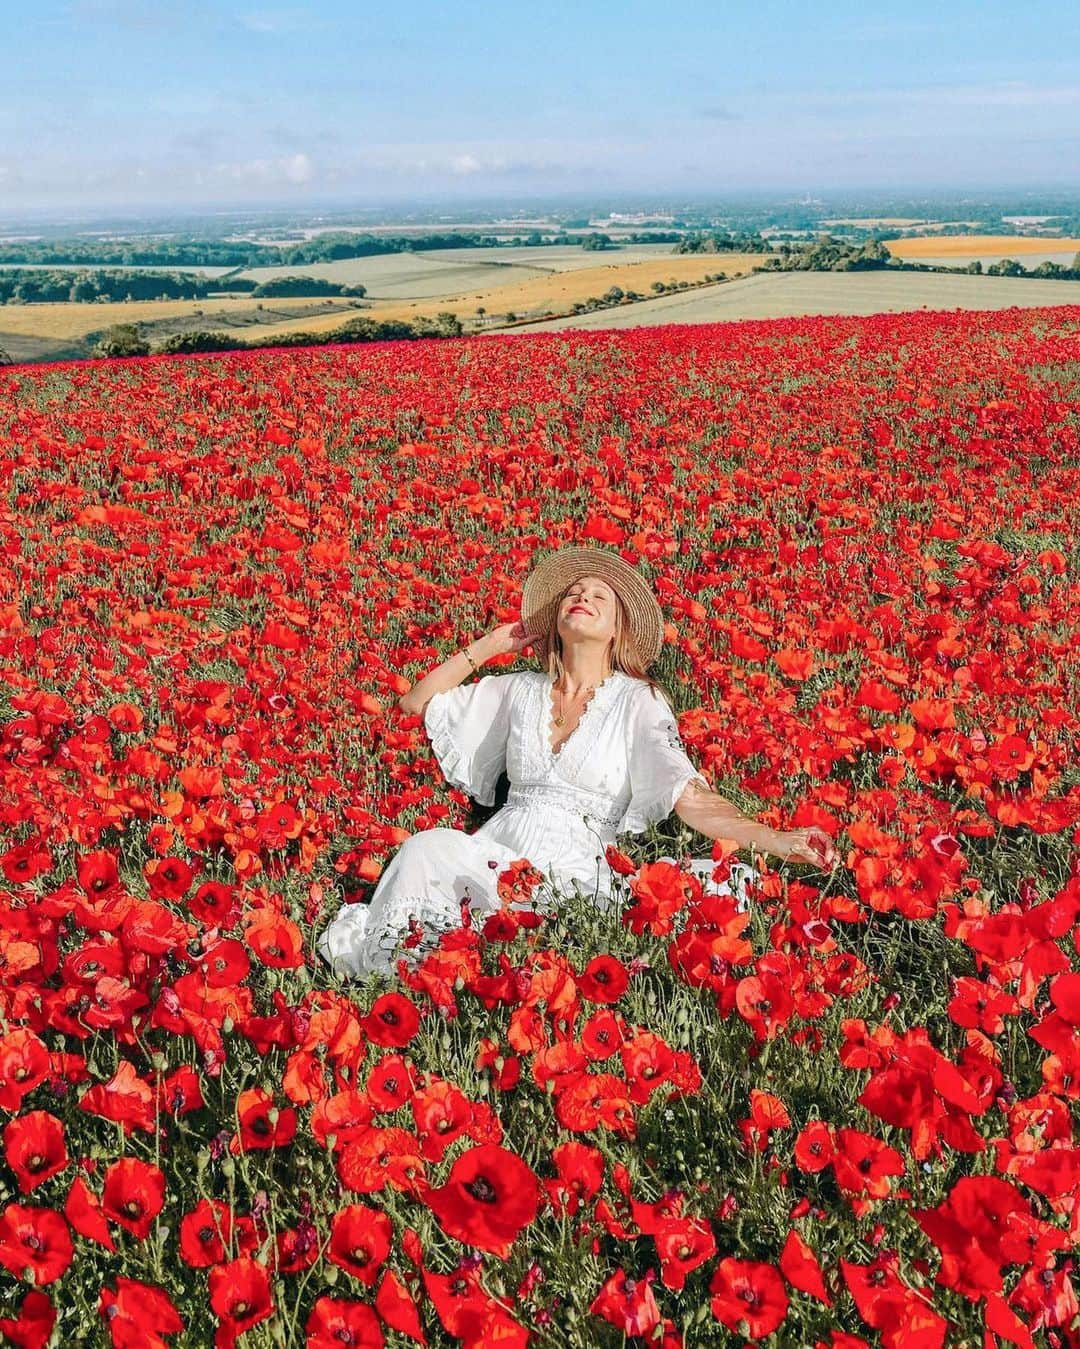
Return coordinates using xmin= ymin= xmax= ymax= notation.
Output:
xmin=673 ymin=780 xmax=838 ymax=867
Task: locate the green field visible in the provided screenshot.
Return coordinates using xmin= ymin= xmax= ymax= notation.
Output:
xmin=510 ymin=267 xmax=1080 ymax=331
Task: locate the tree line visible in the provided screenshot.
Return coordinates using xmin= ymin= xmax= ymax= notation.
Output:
xmin=0 ymin=229 xmax=688 ymax=271
xmin=90 ymin=311 xmax=464 ymax=358
xmin=0 ymin=270 xmax=367 ymax=304
xmin=758 ymin=234 xmax=1080 ymax=276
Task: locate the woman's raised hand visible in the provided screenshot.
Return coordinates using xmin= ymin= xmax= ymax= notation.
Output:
xmin=772 ymin=827 xmax=839 ymax=868
xmin=473 ymin=620 xmax=533 ymax=661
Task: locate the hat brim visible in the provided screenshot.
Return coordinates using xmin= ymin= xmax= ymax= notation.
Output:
xmin=520 ymin=545 xmax=664 ymax=668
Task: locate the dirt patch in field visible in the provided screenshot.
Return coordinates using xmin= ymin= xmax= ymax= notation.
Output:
xmin=0 ymin=331 xmax=87 ymax=365
xmin=135 ymin=300 xmax=368 ymax=341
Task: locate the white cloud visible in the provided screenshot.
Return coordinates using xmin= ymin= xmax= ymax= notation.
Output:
xmin=209 ymin=152 xmax=315 ymax=185
xmin=353 ymin=144 xmax=585 ymax=181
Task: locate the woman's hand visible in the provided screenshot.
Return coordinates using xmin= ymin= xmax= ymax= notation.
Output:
xmin=472 ymin=620 xmax=533 ymax=662
xmin=771 ymin=827 xmax=839 ymax=868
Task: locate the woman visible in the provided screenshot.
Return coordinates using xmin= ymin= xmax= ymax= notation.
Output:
xmin=318 ymin=545 xmax=837 ymax=979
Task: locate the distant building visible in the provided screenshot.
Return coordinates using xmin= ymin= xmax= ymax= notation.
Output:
xmin=594 ymin=213 xmax=677 ymax=225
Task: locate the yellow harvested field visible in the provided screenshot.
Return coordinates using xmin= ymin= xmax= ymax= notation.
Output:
xmin=0 ymin=295 xmax=360 ymax=341
xmin=885 ymin=234 xmax=1080 ymax=258
xmin=240 ymin=254 xmax=766 ymax=341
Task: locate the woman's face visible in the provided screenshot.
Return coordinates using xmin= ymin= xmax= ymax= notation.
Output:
xmin=557 ymin=574 xmax=619 ymax=649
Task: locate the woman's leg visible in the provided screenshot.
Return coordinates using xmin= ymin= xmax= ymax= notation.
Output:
xmin=317 ymin=828 xmax=508 ymax=979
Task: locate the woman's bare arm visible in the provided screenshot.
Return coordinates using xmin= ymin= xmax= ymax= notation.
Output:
xmin=396 ymin=635 xmax=499 ymax=717
xmin=674 ymin=780 xmax=837 ymax=866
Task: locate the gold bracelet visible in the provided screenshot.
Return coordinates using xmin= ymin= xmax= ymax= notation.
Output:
xmin=462 ymin=645 xmax=479 ymax=674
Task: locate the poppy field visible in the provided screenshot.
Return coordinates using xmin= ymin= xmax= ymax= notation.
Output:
xmin=0 ymin=306 xmax=1078 ymax=1347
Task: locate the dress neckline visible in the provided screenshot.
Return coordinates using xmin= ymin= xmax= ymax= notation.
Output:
xmin=541 ymin=669 xmax=625 ymax=762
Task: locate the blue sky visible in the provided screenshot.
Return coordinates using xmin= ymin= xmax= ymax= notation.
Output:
xmin=4 ymin=0 xmax=1079 ymax=210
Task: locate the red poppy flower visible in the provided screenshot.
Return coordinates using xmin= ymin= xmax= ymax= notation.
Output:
xmin=481 ymin=909 xmax=520 ymax=942
xmin=840 ymin=1256 xmax=946 ymax=1345
xmin=623 ymin=860 xmax=694 ymax=936
xmin=0 ymin=1030 xmax=52 ymax=1111
xmin=245 ymin=913 xmax=305 ymax=969
xmin=196 ymin=938 xmax=250 ymax=989
xmin=426 ymin=1143 xmax=539 ymax=1257
xmin=157 ymin=1064 xmax=204 ymax=1117
xmin=422 ymin=1259 xmax=508 ymax=1340
xmin=544 ymin=1141 xmax=605 ymax=1217
xmin=228 ymin=1087 xmax=297 ymax=1154
xmin=553 ymin=1071 xmax=636 ymax=1137
xmin=366 ymin=1054 xmax=417 ymax=1113
xmin=580 ymin=1008 xmax=629 ymax=1061
xmin=475 ymin=1038 xmax=521 ymax=1091
xmin=0 ymin=1289 xmax=56 ymax=1347
xmin=77 ymin=850 xmax=121 ymax=897
xmin=710 ymin=1256 xmax=789 ymax=1338
xmin=276 ymin=1220 xmax=321 ymax=1275
xmin=143 ymin=854 xmax=195 ymax=902
xmin=78 ymin=1059 xmax=157 ymax=1136
xmin=578 ymin=955 xmax=630 ymax=1004
xmin=363 ymin=993 xmax=421 ymax=1049
xmin=101 ymin=1157 xmax=166 ymax=1240
xmin=589 ymin=1268 xmax=662 ymax=1336
xmin=310 ymin=1089 xmax=375 ymax=1149
xmin=2 ymin=1110 xmax=69 ymax=1193
xmin=912 ymin=1175 xmax=1032 ymax=1299
xmin=831 ymin=1128 xmax=905 ymax=1199
xmin=741 ymin=1088 xmax=792 ymax=1151
xmin=412 ymin=1080 xmax=474 ymax=1161
xmin=188 ymin=880 xmax=241 ymax=928
xmin=620 ymin=1031 xmax=678 ymax=1104
xmin=99 ymin=1276 xmax=184 ymax=1347
xmin=735 ymin=971 xmax=795 ymax=1041
xmin=337 ymin=1126 xmax=428 ymax=1198
xmin=65 ymin=1175 xmax=116 ymax=1252
xmin=179 ymin=1198 xmax=233 ymax=1268
xmin=0 ymin=1203 xmax=74 ymax=1285
xmin=1 ymin=838 xmax=53 ymax=884
xmin=794 ymin=1120 xmax=835 ymax=1173
xmin=653 ymin=1216 xmax=718 ymax=1291
xmin=208 ymin=1256 xmax=274 ymax=1337
xmin=946 ymin=976 xmax=1019 ymax=1034
xmin=779 ymin=1228 xmax=832 ymax=1305
xmin=603 ymin=844 xmax=637 ymax=877
xmin=305 ymin=1296 xmax=385 ymax=1348
xmin=374 ymin=1267 xmax=426 ymax=1344
xmin=328 ymin=1203 xmax=392 ymax=1286
xmin=1008 ymin=1261 xmax=1080 ymax=1333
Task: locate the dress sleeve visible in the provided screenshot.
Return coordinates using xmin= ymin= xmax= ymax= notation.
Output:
xmin=617 ymin=684 xmax=710 ymax=835
xmin=421 ymin=672 xmax=517 ymax=807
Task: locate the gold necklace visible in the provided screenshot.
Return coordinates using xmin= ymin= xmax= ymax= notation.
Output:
xmin=553 ymin=672 xmax=610 ymax=726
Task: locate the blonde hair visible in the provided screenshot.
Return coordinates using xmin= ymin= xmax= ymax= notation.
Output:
xmin=540 ymin=579 xmax=666 ymax=701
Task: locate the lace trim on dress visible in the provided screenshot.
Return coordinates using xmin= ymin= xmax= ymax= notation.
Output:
xmin=530 ymin=670 xmax=630 ymax=783
xmin=504 ymin=781 xmax=625 ymax=831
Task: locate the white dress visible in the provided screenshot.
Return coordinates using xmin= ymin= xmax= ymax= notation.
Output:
xmin=317 ymin=668 xmax=754 ymax=979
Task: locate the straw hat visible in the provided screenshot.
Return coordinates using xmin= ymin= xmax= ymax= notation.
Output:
xmin=520 ymin=544 xmax=665 ymax=669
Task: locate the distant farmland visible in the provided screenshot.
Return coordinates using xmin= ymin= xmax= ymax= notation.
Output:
xmin=241 ymin=253 xmax=764 ymax=342
xmin=884 ymin=233 xmax=1080 ymax=270
xmin=505 ymin=268 xmax=1080 ymax=332
xmin=6 ymin=233 xmax=1080 ymax=363
xmin=232 ymin=242 xmax=685 ymax=297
